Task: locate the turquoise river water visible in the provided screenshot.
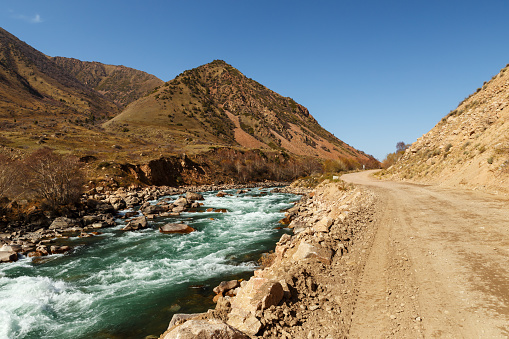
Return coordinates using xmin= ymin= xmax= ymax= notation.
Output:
xmin=0 ymin=187 xmax=299 ymax=339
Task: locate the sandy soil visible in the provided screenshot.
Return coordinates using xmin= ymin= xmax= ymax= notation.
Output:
xmin=342 ymin=170 xmax=509 ymax=338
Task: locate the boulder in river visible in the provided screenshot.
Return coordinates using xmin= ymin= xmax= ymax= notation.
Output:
xmin=49 ymin=217 xmax=78 ymax=230
xmin=141 ymin=204 xmax=166 ymax=215
xmin=159 ymin=223 xmax=195 ymax=234
xmin=186 ymin=192 xmax=204 ymax=201
xmin=0 ymin=251 xmax=18 ymax=263
xmin=213 ymin=280 xmax=240 ymax=295
xmin=174 ymin=197 xmax=188 ymax=206
xmin=216 ymin=191 xmax=227 ymax=197
xmin=122 ymin=216 xmax=148 ymax=231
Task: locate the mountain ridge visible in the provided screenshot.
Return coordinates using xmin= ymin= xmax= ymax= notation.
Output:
xmin=51 ymin=56 xmax=164 ymax=107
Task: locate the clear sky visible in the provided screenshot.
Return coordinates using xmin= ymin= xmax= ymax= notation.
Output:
xmin=2 ymin=0 xmax=509 ymax=160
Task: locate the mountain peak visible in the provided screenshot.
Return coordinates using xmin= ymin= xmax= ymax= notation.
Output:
xmin=105 ymin=60 xmax=374 ymax=162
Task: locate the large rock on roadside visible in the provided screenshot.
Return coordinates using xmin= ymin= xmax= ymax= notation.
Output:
xmin=227 ymin=278 xmax=284 ymax=336
xmin=313 ymin=217 xmax=333 ymax=232
xmin=186 ymin=192 xmax=204 ymax=201
xmin=288 ymin=220 xmax=307 ymax=234
xmin=163 ymin=319 xmax=248 ymax=339
xmin=292 ymin=241 xmax=333 ymax=264
xmin=159 ymin=223 xmax=195 ymax=234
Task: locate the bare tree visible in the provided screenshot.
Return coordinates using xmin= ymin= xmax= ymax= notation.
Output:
xmin=23 ymin=149 xmax=84 ymax=210
xmin=0 ymin=155 xmax=17 ymax=206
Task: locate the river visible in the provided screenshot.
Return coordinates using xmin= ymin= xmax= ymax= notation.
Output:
xmin=0 ymin=187 xmax=299 ymax=338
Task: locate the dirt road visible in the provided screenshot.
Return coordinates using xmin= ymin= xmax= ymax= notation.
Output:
xmin=342 ymin=170 xmax=509 ymax=338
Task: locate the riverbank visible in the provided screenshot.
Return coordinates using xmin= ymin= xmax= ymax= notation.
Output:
xmin=160 ymin=178 xmax=378 ymax=338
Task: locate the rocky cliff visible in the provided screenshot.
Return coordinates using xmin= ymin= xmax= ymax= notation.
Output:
xmin=382 ymin=63 xmax=509 ymax=193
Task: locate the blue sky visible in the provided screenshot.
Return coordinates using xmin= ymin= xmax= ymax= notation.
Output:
xmin=2 ymin=0 xmax=509 ymax=160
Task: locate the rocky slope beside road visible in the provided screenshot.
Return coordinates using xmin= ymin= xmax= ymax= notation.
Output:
xmin=160 ymin=178 xmax=379 ymax=338
xmin=381 ymin=63 xmax=509 ymax=193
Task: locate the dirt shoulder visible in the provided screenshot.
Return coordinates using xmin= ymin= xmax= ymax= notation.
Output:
xmin=343 ymin=170 xmax=509 ymax=338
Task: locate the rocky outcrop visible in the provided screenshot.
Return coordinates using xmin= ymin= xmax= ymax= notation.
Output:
xmin=120 ymin=155 xmax=209 ymax=186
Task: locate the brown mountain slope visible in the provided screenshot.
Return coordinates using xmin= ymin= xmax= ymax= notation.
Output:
xmin=0 ymin=27 xmax=119 ymax=123
xmin=105 ymin=60 xmax=373 ymax=162
xmin=51 ymin=57 xmax=163 ymax=107
xmin=382 ymin=64 xmax=509 ymax=192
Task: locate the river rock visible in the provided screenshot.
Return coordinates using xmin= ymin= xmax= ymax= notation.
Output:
xmin=122 ymin=216 xmax=148 ymax=231
xmin=174 ymin=197 xmax=188 ymax=206
xmin=0 ymin=244 xmax=22 ymax=253
xmin=82 ymin=215 xmax=100 ymax=225
xmin=159 ymin=223 xmax=195 ymax=234
xmin=50 ymin=245 xmax=71 ymax=254
xmin=163 ymin=319 xmax=248 ymax=339
xmin=213 ymin=280 xmax=240 ymax=295
xmin=49 ymin=217 xmax=78 ymax=230
xmin=186 ymin=192 xmax=204 ymax=201
xmin=216 ymin=191 xmax=227 ymax=197
xmin=172 ymin=205 xmax=186 ymax=213
xmin=0 ymin=251 xmax=17 ymax=263
xmin=109 ymin=196 xmax=126 ymax=210
xmin=141 ymin=205 xmax=166 ymax=215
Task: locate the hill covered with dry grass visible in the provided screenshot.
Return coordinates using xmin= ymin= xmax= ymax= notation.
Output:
xmin=105 ymin=60 xmax=373 ymax=162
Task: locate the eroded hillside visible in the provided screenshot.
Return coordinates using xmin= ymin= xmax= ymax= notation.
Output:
xmin=382 ymin=63 xmax=509 ymax=192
